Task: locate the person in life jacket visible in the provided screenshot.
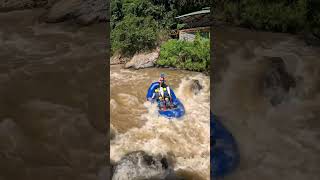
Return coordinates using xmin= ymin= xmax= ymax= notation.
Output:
xmin=165 ymin=97 xmax=173 ymax=109
xmin=158 ymin=73 xmax=172 ymax=101
xmin=163 ymin=87 xmax=170 ymax=99
xmin=151 ymin=88 xmax=160 ymax=102
xmin=158 ymin=96 xmax=166 ymax=110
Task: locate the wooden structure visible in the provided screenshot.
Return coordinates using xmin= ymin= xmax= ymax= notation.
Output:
xmin=175 ymin=8 xmax=211 ymax=41
xmin=178 ymin=27 xmax=210 ymax=41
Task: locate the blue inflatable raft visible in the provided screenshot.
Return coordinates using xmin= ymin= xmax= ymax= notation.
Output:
xmin=211 ymin=113 xmax=240 ymax=177
xmin=146 ymin=82 xmax=185 ymax=119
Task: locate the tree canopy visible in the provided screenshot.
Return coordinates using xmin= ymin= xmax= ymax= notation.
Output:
xmin=111 ymin=0 xmax=211 ymax=56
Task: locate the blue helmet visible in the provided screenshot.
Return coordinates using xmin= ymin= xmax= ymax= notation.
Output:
xmin=160 ymin=73 xmax=165 ymax=78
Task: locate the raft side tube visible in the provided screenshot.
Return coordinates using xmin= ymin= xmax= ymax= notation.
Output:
xmin=146 ymin=82 xmax=184 ymax=118
xmin=211 ymin=113 xmax=240 ymax=177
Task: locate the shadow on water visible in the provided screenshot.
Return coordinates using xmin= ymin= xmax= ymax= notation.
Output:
xmin=0 ymin=9 xmax=109 ymax=180
xmin=212 ymin=26 xmax=320 ymax=180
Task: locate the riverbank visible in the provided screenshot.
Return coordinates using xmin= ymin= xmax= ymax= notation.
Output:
xmin=111 ymin=53 xmax=210 ymax=76
xmin=110 ymin=38 xmax=210 ymax=76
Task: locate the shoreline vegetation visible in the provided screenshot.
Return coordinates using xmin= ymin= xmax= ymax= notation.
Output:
xmin=111 ymin=0 xmax=320 ymax=72
xmin=157 ymin=34 xmax=210 ymax=72
xmin=111 ymin=0 xmax=211 ymax=73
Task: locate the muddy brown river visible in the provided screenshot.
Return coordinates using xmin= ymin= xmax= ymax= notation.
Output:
xmin=110 ymin=65 xmax=210 ymax=180
xmin=0 ymin=7 xmax=319 ymax=180
xmin=0 ymin=9 xmax=108 ymax=180
xmin=212 ymin=26 xmax=320 ymax=180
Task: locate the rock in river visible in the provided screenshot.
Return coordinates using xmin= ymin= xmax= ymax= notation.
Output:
xmin=112 ymin=151 xmax=171 ymax=180
xmin=125 ymin=49 xmax=160 ymax=70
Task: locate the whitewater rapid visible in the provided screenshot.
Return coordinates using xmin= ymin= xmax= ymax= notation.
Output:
xmin=110 ymin=66 xmax=210 ymax=179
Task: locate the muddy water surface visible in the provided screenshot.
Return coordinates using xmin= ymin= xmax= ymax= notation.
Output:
xmin=0 ymin=9 xmax=108 ymax=180
xmin=213 ymin=27 xmax=320 ymax=180
xmin=110 ymin=65 xmax=210 ymax=180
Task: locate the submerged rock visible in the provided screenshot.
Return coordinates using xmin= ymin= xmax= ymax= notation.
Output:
xmin=263 ymin=57 xmax=296 ymax=106
xmin=190 ymin=79 xmax=203 ymax=95
xmin=112 ymin=151 xmax=171 ymax=180
xmin=125 ymin=49 xmax=160 ymax=70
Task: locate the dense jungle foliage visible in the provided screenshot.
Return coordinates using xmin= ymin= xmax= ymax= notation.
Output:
xmin=214 ymin=0 xmax=320 ymax=35
xmin=111 ymin=0 xmax=319 ymax=72
xmin=111 ymin=0 xmax=211 ymax=56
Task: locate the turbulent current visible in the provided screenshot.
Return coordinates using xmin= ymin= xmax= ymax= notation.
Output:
xmin=110 ymin=65 xmax=210 ymax=180
xmin=213 ymin=27 xmax=320 ymax=179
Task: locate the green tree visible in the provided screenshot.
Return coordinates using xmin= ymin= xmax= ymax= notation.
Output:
xmin=214 ymin=0 xmax=310 ymax=33
xmin=111 ymin=0 xmax=179 ymax=56
xmin=110 ymin=0 xmax=212 ymax=57
xmin=112 ymin=15 xmax=159 ymax=56
xmin=111 ymin=0 xmax=124 ymax=29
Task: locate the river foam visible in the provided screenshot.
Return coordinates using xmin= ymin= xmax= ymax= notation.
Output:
xmin=111 ymin=66 xmax=210 ymax=180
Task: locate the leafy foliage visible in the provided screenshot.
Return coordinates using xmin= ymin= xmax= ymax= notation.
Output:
xmin=111 ymin=0 xmax=212 ymax=73
xmin=240 ymin=0 xmax=307 ymax=32
xmin=214 ymin=0 xmax=312 ymax=33
xmin=111 ymin=0 xmax=179 ymax=56
xmin=307 ymin=0 xmax=320 ymax=36
xmin=111 ymin=15 xmax=159 ymax=56
xmin=157 ymin=33 xmax=210 ymax=72
xmin=152 ymin=0 xmax=211 ymax=15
